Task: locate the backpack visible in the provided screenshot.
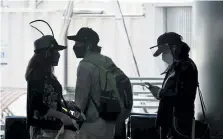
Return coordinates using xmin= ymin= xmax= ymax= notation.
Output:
xmin=83 ymin=53 xmax=133 ymax=122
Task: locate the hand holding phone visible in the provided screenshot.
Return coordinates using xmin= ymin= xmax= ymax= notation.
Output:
xmin=144 ymin=82 xmax=153 ymax=87
xmin=141 ymin=82 xmax=153 ymax=89
xmin=142 ymin=82 xmax=161 ymax=99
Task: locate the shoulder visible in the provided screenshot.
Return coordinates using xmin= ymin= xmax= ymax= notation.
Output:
xmin=175 ymin=58 xmax=197 ymax=75
xmin=27 ymin=78 xmax=44 ymax=84
xmin=79 ymin=54 xmax=114 ymax=69
xmin=103 ymin=55 xmax=117 ymax=67
xmin=79 ymin=59 xmax=98 ymax=72
xmin=27 ymin=79 xmax=45 ymax=88
xmin=27 ymin=79 xmax=45 ymax=96
xmin=76 ymin=59 xmax=100 ymax=78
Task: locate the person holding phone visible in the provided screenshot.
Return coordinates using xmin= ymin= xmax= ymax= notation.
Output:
xmin=143 ymin=82 xmax=160 ymax=99
xmin=25 ymin=35 xmax=76 ymax=139
xmin=148 ymin=32 xmax=198 ymax=139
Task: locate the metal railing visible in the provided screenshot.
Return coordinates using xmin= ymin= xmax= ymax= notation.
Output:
xmin=129 ymin=77 xmax=163 ymax=114
xmin=64 ymin=77 xmax=164 ymax=113
xmin=0 ymin=77 xmax=164 ymax=139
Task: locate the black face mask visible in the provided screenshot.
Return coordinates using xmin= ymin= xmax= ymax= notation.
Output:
xmin=73 ymin=45 xmax=86 ymax=58
xmin=51 ymin=51 xmax=60 ymax=66
xmin=42 ymin=49 xmax=60 ymax=66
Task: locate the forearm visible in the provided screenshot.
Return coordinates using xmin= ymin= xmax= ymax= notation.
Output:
xmin=158 ymin=88 xmax=177 ymax=100
xmin=149 ymin=86 xmax=161 ymax=100
xmin=46 ymin=108 xmax=67 ymax=120
xmin=75 ymin=61 xmax=92 ymax=112
xmin=156 ymin=89 xmax=162 ymax=100
xmin=75 ymin=88 xmax=89 ymax=112
xmin=74 ymin=76 xmax=91 ymax=112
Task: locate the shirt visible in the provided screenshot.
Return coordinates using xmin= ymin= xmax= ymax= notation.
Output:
xmin=27 ymin=75 xmax=63 ymax=130
xmin=74 ymin=52 xmax=116 ymax=139
xmin=160 ymin=58 xmax=198 ymax=118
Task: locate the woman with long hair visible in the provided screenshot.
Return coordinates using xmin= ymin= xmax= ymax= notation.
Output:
xmin=25 ymin=35 xmax=73 ymax=139
xmin=148 ymin=32 xmax=198 ymax=139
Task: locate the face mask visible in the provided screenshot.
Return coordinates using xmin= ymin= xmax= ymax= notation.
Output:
xmin=162 ymin=53 xmax=173 ymax=65
xmin=73 ymin=45 xmax=86 ymax=58
xmin=51 ymin=51 xmax=60 ymax=66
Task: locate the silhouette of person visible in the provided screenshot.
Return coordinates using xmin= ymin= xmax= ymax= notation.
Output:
xmin=25 ymin=35 xmax=75 ymax=139
xmin=149 ymin=32 xmax=198 ymax=139
xmin=67 ymin=27 xmax=117 ymax=139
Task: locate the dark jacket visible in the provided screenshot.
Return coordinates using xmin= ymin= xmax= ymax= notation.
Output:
xmin=26 ymin=74 xmax=63 ymax=130
xmin=156 ymin=56 xmax=198 ymax=129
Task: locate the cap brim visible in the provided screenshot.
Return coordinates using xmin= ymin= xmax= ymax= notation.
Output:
xmin=150 ymin=45 xmax=163 ymax=57
xmin=67 ymin=35 xmax=79 ymax=41
xmin=55 ymin=45 xmax=67 ymax=51
xmin=153 ymin=48 xmax=163 ymax=57
xmin=152 ymin=43 xmax=169 ymax=57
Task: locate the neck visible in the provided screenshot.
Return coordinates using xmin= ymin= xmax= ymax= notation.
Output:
xmin=175 ymin=56 xmax=189 ymax=62
xmin=42 ymin=65 xmax=52 ymax=76
xmin=84 ymin=50 xmax=99 ymax=58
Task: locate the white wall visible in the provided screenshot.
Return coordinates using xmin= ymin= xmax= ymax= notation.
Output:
xmin=0 ymin=1 xmax=194 ymax=116
xmin=0 ymin=2 xmax=193 ymax=89
xmin=0 ymin=11 xmax=65 ymax=88
xmin=67 ymin=15 xmax=164 ymax=87
xmin=166 ymin=7 xmax=192 ymax=47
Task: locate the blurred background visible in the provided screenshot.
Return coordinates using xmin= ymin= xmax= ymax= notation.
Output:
xmin=2 ymin=0 xmax=221 ymax=138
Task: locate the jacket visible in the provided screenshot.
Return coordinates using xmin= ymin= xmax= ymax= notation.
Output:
xmin=156 ymin=57 xmax=198 ymax=128
xmin=74 ymin=52 xmax=116 ymax=139
xmin=26 ymin=74 xmax=63 ymax=139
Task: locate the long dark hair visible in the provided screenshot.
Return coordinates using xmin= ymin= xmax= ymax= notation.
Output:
xmin=25 ymin=49 xmax=55 ymax=81
xmin=92 ymin=45 xmax=102 ymax=53
xmin=174 ymin=41 xmax=190 ymax=59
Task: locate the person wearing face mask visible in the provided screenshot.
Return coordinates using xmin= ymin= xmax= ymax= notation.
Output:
xmin=25 ymin=35 xmax=77 ymax=139
xmin=148 ymin=32 xmax=198 ymax=139
xmin=67 ymin=27 xmax=117 ymax=139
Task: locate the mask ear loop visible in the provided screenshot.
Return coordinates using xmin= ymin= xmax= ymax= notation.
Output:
xmin=168 ymin=44 xmax=177 ymax=62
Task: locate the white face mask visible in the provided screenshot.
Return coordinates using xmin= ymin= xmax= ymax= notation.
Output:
xmin=162 ymin=53 xmax=173 ymax=65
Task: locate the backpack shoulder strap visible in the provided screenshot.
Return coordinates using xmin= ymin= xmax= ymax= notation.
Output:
xmin=83 ymin=54 xmax=105 ymax=69
xmin=82 ymin=54 xmax=108 ymax=114
xmin=197 ymin=84 xmax=207 ymax=121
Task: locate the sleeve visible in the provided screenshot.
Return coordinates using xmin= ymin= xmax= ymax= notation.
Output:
xmin=159 ymin=62 xmax=198 ymax=101
xmin=74 ymin=61 xmax=92 ymax=112
xmin=159 ymin=62 xmax=197 ymax=98
xmin=177 ymin=62 xmax=198 ymax=95
xmin=159 ymin=72 xmax=178 ymax=98
xmin=28 ymin=80 xmax=50 ymax=116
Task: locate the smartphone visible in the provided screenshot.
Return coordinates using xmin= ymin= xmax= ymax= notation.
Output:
xmin=144 ymin=82 xmax=152 ymax=87
xmin=141 ymin=82 xmax=153 ymax=89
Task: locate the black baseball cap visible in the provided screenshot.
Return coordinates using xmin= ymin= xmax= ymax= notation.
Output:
xmin=151 ymin=32 xmax=182 ymax=57
xmin=34 ymin=35 xmax=67 ymax=52
xmin=67 ymin=27 xmax=99 ymax=45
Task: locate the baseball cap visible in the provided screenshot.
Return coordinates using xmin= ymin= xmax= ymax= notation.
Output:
xmin=151 ymin=32 xmax=182 ymax=57
xmin=34 ymin=35 xmax=67 ymax=52
xmin=67 ymin=27 xmax=99 ymax=45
